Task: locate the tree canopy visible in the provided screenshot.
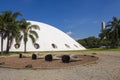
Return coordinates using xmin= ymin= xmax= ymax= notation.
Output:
xmin=0 ymin=11 xmax=39 ymax=54
xmin=78 ymin=17 xmax=120 ymax=48
xmin=99 ymin=17 xmax=120 ymax=48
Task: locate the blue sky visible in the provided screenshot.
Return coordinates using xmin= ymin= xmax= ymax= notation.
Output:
xmin=0 ymin=0 xmax=120 ymax=39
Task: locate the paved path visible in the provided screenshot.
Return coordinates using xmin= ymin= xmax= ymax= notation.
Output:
xmin=0 ymin=52 xmax=120 ymax=80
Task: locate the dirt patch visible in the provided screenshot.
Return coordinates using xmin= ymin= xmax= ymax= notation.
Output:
xmin=0 ymin=55 xmax=98 ymax=69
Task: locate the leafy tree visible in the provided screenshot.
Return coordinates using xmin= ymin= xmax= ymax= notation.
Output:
xmin=77 ymin=36 xmax=100 ymax=48
xmin=77 ymin=39 xmax=87 ymax=48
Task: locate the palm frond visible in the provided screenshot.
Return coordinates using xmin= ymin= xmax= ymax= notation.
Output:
xmin=13 ymin=12 xmax=22 ymax=18
xmin=15 ymin=34 xmax=23 ymax=43
xmin=29 ymin=30 xmax=39 ymax=38
xmin=29 ymin=34 xmax=35 ymax=43
xmin=29 ymin=25 xmax=40 ymax=30
xmin=19 ymin=19 xmax=30 ymax=30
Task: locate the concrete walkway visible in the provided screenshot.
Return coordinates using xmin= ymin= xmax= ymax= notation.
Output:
xmin=0 ymin=51 xmax=120 ymax=80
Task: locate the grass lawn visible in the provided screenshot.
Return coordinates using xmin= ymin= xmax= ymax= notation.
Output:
xmin=0 ymin=48 xmax=120 ymax=56
xmin=87 ymin=48 xmax=120 ymax=51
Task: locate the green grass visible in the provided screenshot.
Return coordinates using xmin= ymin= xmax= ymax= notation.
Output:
xmin=0 ymin=48 xmax=120 ymax=56
xmin=87 ymin=48 xmax=120 ymax=51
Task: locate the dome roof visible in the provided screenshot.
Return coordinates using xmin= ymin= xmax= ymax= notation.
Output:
xmin=0 ymin=21 xmax=86 ymax=52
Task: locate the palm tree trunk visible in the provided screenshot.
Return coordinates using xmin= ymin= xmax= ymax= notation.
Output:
xmin=1 ymin=33 xmax=3 ymax=54
xmin=6 ymin=34 xmax=10 ymax=53
xmin=24 ymin=41 xmax=27 ymax=52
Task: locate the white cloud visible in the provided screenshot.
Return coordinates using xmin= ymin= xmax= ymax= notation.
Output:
xmin=66 ymin=31 xmax=73 ymax=36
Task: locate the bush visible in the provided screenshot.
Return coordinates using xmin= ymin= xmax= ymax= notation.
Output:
xmin=19 ymin=53 xmax=22 ymax=58
xmin=32 ymin=54 xmax=37 ymax=60
xmin=45 ymin=54 xmax=53 ymax=61
xmin=62 ymin=55 xmax=70 ymax=63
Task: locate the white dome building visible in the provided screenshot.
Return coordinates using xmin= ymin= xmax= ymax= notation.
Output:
xmin=0 ymin=21 xmax=86 ymax=52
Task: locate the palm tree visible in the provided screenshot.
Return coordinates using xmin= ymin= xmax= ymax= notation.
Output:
xmin=19 ymin=20 xmax=40 ymax=52
xmin=0 ymin=14 xmax=4 ymax=54
xmin=107 ymin=17 xmax=120 ymax=47
xmin=99 ymin=29 xmax=111 ymax=48
xmin=99 ymin=17 xmax=120 ymax=48
xmin=0 ymin=11 xmax=21 ymax=53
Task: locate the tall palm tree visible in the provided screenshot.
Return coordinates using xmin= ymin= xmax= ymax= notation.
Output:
xmin=99 ymin=17 xmax=120 ymax=48
xmin=0 ymin=11 xmax=21 ymax=53
xmin=0 ymin=14 xmax=4 ymax=54
xmin=99 ymin=29 xmax=111 ymax=47
xmin=19 ymin=20 xmax=40 ymax=52
xmin=107 ymin=17 xmax=120 ymax=47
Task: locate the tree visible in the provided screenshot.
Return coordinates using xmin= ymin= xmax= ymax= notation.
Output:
xmin=77 ymin=36 xmax=100 ymax=48
xmin=19 ymin=20 xmax=40 ymax=52
xmin=0 ymin=11 xmax=21 ymax=53
xmin=99 ymin=17 xmax=120 ymax=48
xmin=0 ymin=14 xmax=5 ymax=54
xmin=99 ymin=29 xmax=111 ymax=47
xmin=108 ymin=17 xmax=120 ymax=47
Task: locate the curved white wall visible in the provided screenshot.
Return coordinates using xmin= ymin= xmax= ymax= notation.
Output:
xmin=0 ymin=21 xmax=86 ymax=52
